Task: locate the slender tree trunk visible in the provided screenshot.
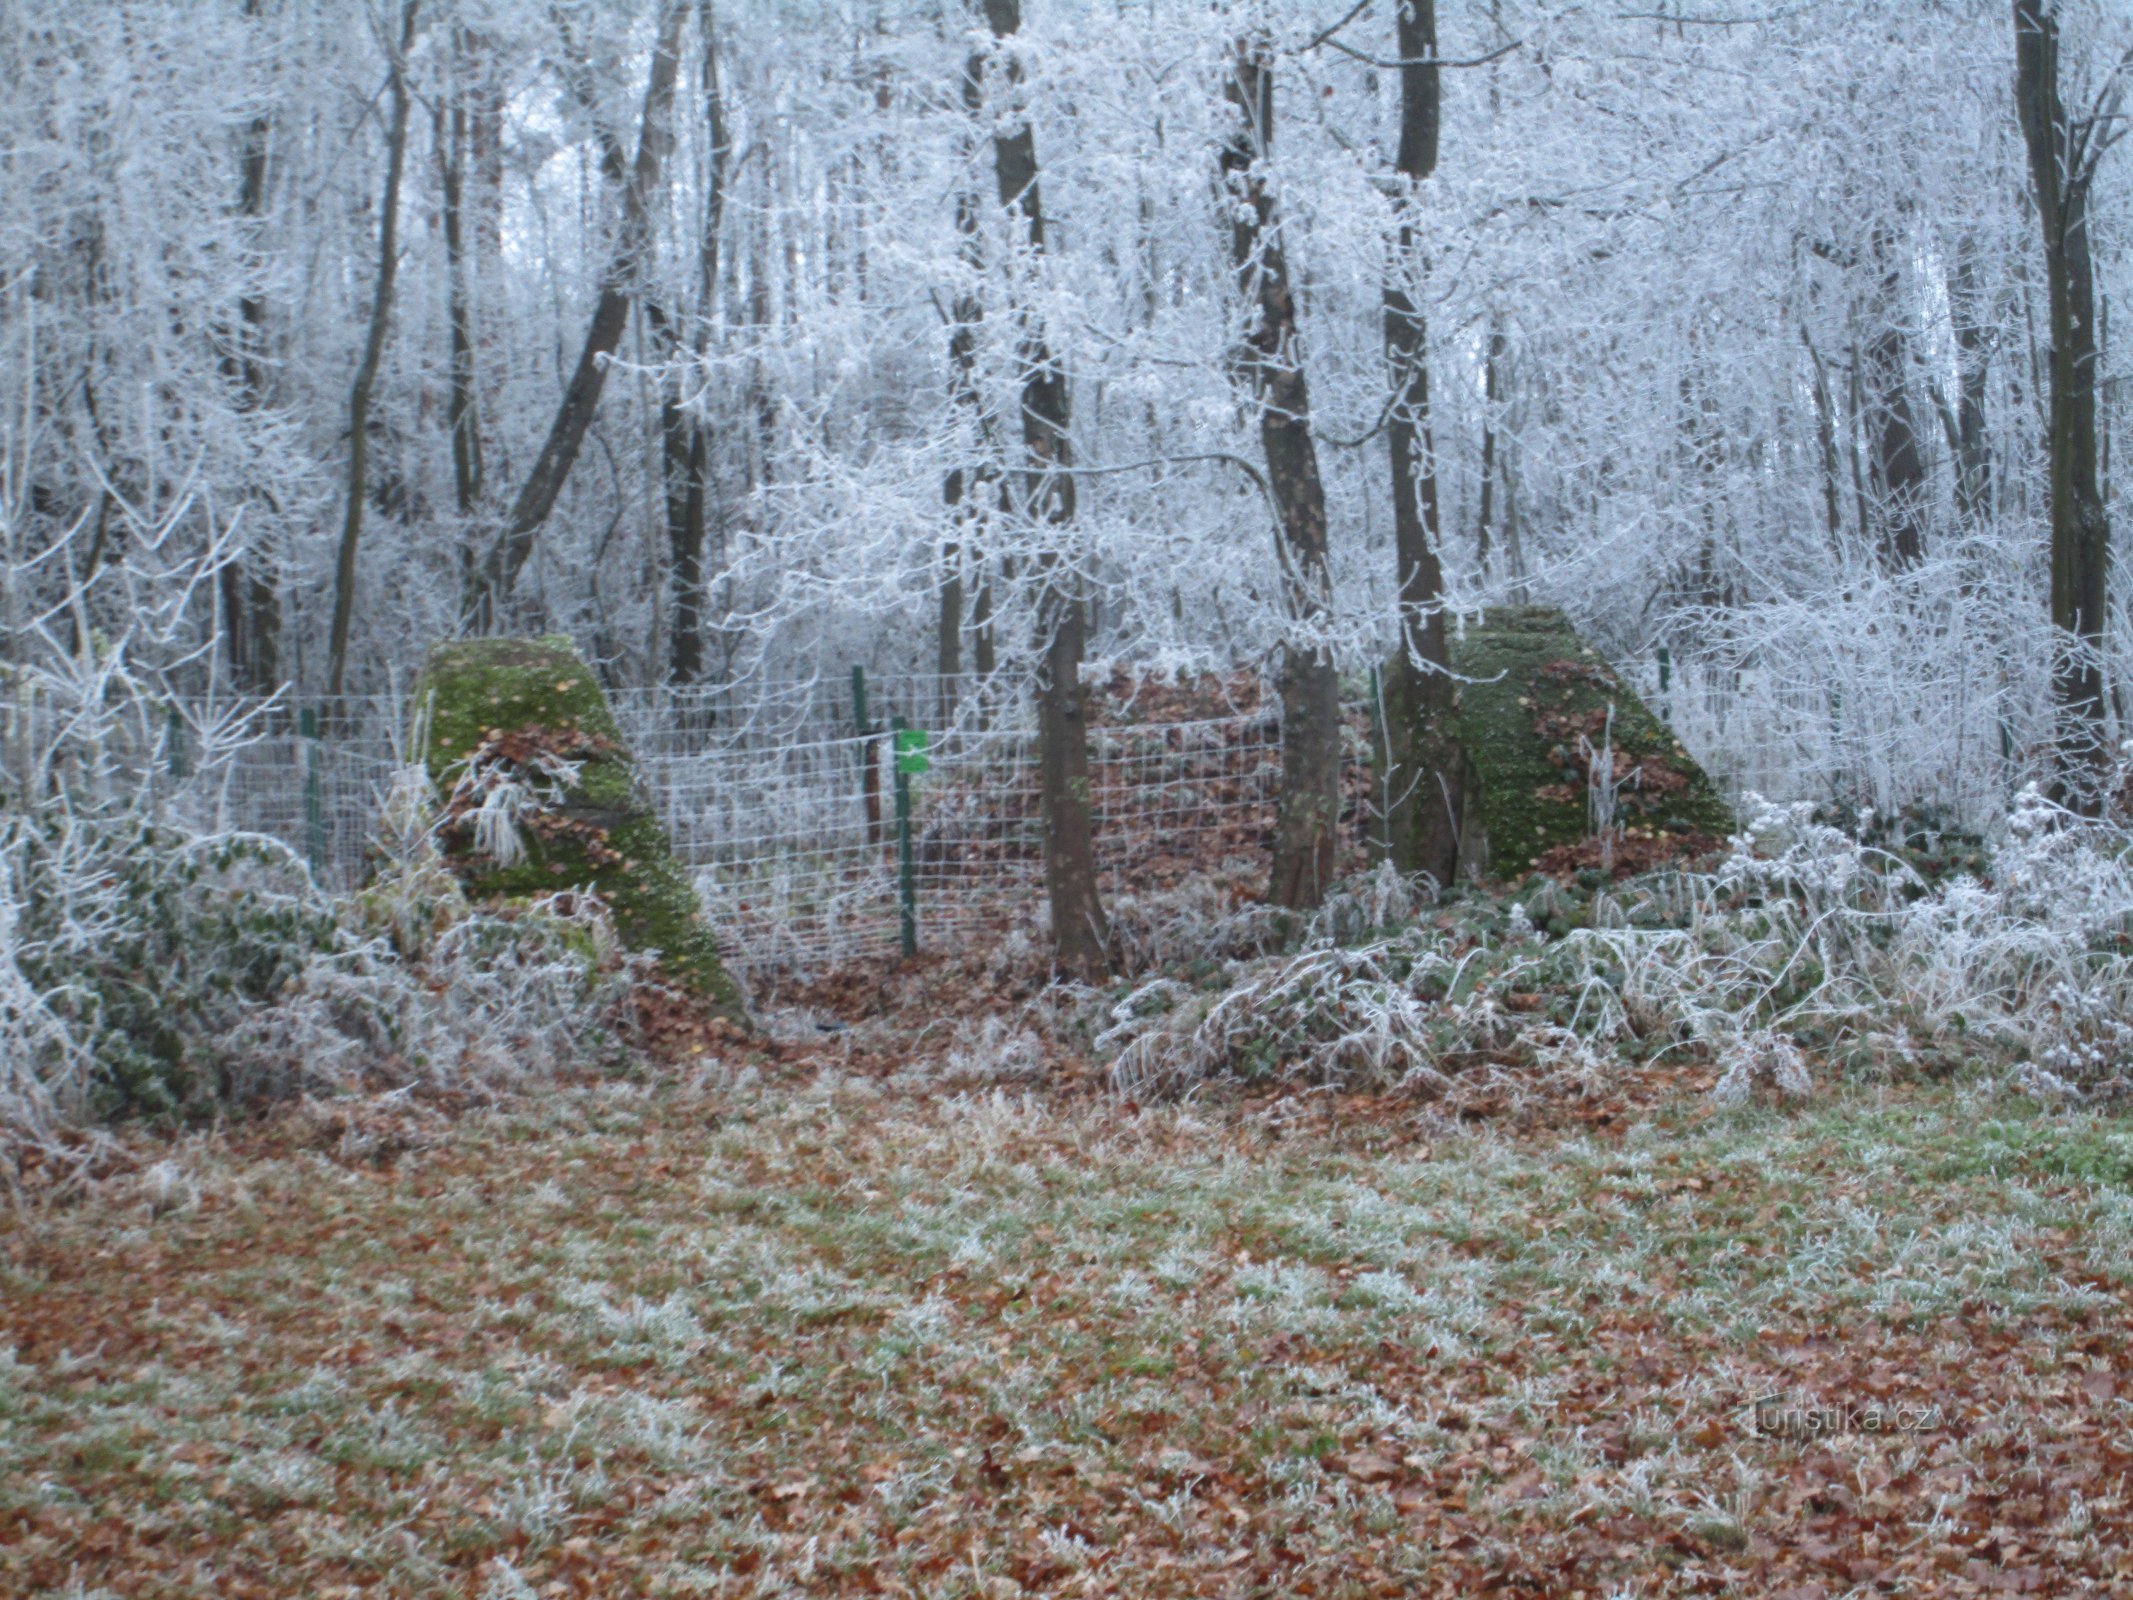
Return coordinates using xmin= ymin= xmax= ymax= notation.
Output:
xmin=746 ymin=199 xmax=777 ymax=502
xmin=326 ymin=1 xmax=418 ymax=703
xmin=939 ymin=36 xmax=991 ymax=730
xmin=471 ymin=0 xmax=688 ymax=625
xmin=2015 ymin=0 xmax=2113 ymax=808
xmin=437 ymin=49 xmax=483 ymax=525
xmin=1948 ymin=237 xmax=1994 ymax=528
xmin=1802 ymin=324 xmax=1845 ymax=554
xmin=1476 ymin=317 xmax=1504 ymax=576
xmin=1379 ymin=0 xmax=1459 ymax=887
xmin=660 ymin=0 xmax=728 ymax=686
xmin=221 ymin=4 xmax=284 ymax=695
xmin=1847 ymin=335 xmax=1873 ymax=553
xmin=1863 ymin=225 xmax=1927 ymax=569
xmin=972 ymin=561 xmax=997 ymax=679
xmin=981 ymin=0 xmax=1107 ymax=976
xmin=1222 ymin=34 xmax=1342 ymax=911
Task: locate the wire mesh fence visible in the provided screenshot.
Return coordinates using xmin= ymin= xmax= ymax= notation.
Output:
xmin=143 ymin=671 xmax=1336 ymax=975
xmin=99 ymin=641 xmax=2029 ymax=980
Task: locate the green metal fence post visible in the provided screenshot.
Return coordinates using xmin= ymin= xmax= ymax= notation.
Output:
xmin=1656 ymin=645 xmax=1672 ymax=722
xmin=891 ymin=714 xmax=916 ymax=957
xmin=300 ymin=706 xmax=326 ymax=876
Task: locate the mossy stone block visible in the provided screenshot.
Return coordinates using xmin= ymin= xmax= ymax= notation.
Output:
xmin=413 ymin=637 xmax=744 ymax=1021
xmin=1444 ymin=607 xmax=1733 ymax=881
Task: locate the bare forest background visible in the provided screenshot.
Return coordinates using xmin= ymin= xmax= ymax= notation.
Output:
xmin=9 ymin=0 xmax=2133 ymax=972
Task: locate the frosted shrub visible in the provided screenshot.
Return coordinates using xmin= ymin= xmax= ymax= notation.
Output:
xmin=1101 ymin=932 xmax=1549 ymax=1098
xmin=1576 ymin=791 xmax=2133 ymax=1101
xmin=0 ymin=857 xmax=95 ymax=1165
xmin=4 ymin=803 xmax=640 ymax=1141
xmin=1710 ymin=1028 xmax=1814 ymax=1105
xmin=1306 ymin=860 xmax=1439 ymax=948
xmin=5 ymin=819 xmax=341 ymax=1117
xmin=1105 ymin=868 xmax=1288 ymax=973
xmin=2 ymin=733 xmax=642 ymax=1188
xmin=1100 ymin=788 xmax=2133 ymax=1105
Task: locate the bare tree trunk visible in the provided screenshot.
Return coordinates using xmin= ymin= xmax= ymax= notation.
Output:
xmin=937 ymin=540 xmax=964 ymax=723
xmin=470 ymin=0 xmax=688 ymax=625
xmin=745 ymin=195 xmax=777 ymax=501
xmin=980 ymin=0 xmax=1107 ymax=977
xmin=972 ymin=562 xmax=997 ymax=679
xmin=438 ymin=41 xmax=484 ymax=524
xmin=1475 ymin=316 xmax=1504 ymax=576
xmin=660 ymin=0 xmax=727 ymax=687
xmin=220 ymin=0 xmax=284 ymax=694
xmin=1802 ymin=324 xmax=1845 ymax=554
xmin=1222 ymin=35 xmax=1342 ymax=911
xmin=1379 ymin=0 xmax=1459 ymax=888
xmin=326 ymin=1 xmax=418 ymax=703
xmin=939 ymin=35 xmax=991 ymax=730
xmin=1948 ymin=236 xmax=1994 ymax=529
xmin=1863 ymin=225 xmax=1927 ymax=569
xmin=2015 ymin=0 xmax=2117 ymax=808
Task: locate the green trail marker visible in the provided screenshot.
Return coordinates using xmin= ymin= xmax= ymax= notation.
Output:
xmin=895 ymin=726 xmax=931 ymax=775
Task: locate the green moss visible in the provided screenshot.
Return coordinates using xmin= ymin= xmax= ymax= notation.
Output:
xmin=1442 ymin=607 xmax=1733 ymax=882
xmin=411 ymin=637 xmax=745 ymax=1022
xmin=416 ymin=636 xmax=625 ymax=764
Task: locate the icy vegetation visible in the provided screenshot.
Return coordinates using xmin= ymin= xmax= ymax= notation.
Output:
xmin=11 ymin=3 xmax=2133 ymax=1590
xmin=0 ymin=503 xmax=641 ymax=1192
xmin=1102 ymin=791 xmax=2133 ymax=1109
xmin=7 ymin=0 xmax=2133 ymax=1189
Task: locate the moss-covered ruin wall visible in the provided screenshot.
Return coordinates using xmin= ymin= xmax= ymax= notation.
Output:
xmin=413 ymin=637 xmax=744 ymax=1021
xmin=1442 ymin=607 xmax=1734 ymax=881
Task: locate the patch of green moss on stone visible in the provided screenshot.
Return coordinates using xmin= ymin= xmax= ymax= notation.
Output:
xmin=1444 ymin=607 xmax=1733 ymax=882
xmin=412 ymin=637 xmax=745 ymax=1023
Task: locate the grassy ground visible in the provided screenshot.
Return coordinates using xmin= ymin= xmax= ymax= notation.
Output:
xmin=4 ymin=1064 xmax=2131 ymax=1598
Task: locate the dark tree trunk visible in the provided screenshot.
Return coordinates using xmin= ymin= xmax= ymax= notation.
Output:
xmin=1476 ymin=317 xmax=1504 ymax=575
xmin=220 ymin=0 xmax=283 ymax=695
xmin=471 ymin=0 xmax=687 ymax=625
xmin=1222 ymin=35 xmax=1342 ymax=911
xmin=1802 ymin=323 xmax=1845 ymax=554
xmin=1863 ymin=226 xmax=1927 ymax=569
xmin=745 ymin=200 xmax=777 ymax=503
xmin=972 ymin=559 xmax=997 ymax=680
xmin=1948 ymin=237 xmax=1994 ymax=529
xmin=663 ymin=0 xmax=728 ymax=686
xmin=1379 ymin=0 xmax=1460 ymax=887
xmin=939 ymin=37 xmax=992 ymax=730
xmin=437 ymin=50 xmax=484 ymax=525
xmin=2015 ymin=0 xmax=2114 ymax=808
xmin=326 ymin=0 xmax=418 ymax=703
xmin=981 ymin=0 xmax=1108 ymax=977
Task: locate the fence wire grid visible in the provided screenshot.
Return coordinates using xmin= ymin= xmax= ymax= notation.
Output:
xmin=50 ymin=647 xmax=2033 ymax=978
xmin=161 ymin=674 xmax=1337 ymax=974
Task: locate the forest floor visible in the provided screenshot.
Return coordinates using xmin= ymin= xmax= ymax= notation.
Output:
xmin=4 ymin=1023 xmax=2133 ymax=1599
